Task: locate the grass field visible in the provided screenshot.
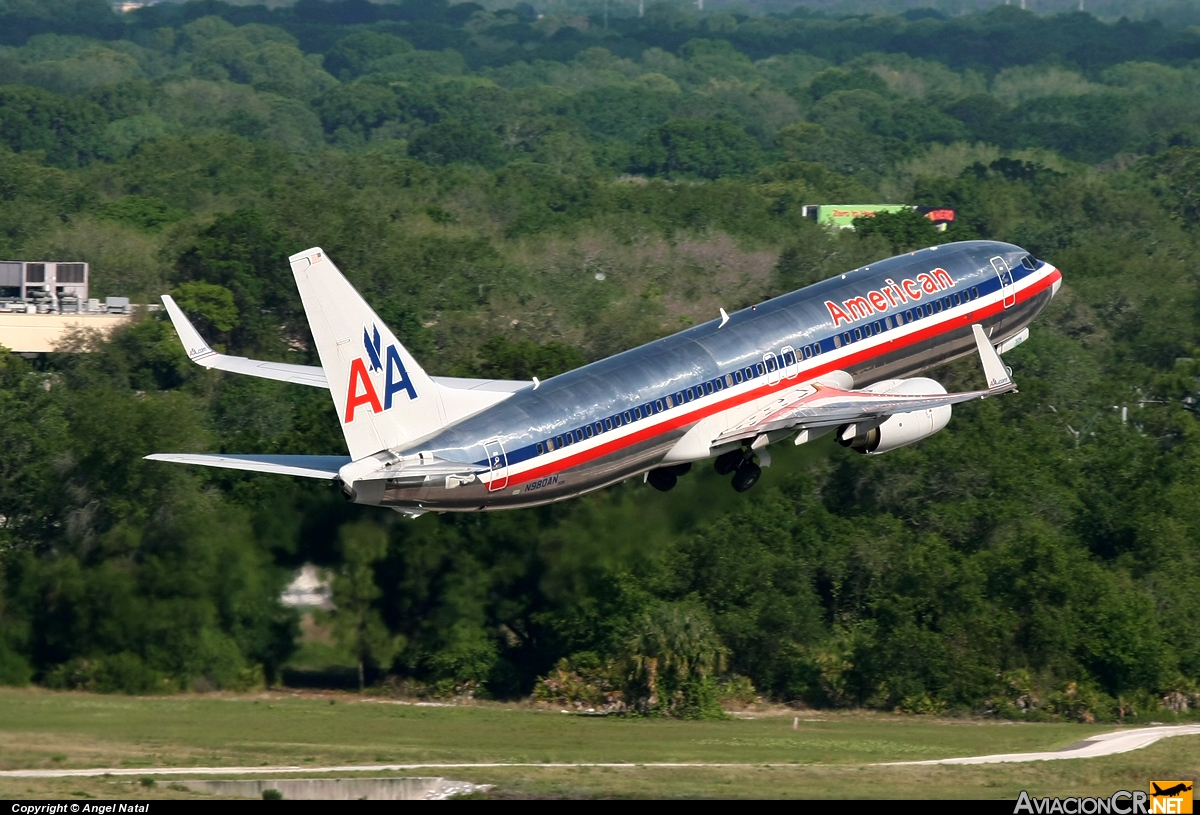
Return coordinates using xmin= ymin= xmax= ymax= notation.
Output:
xmin=0 ymin=688 xmax=1195 ymax=799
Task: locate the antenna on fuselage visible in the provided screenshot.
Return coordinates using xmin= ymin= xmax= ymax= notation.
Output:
xmin=719 ymin=308 xmax=729 ymax=328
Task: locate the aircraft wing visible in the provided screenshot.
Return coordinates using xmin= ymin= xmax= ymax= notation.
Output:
xmin=161 ymin=295 xmax=531 ymax=393
xmin=718 ymin=324 xmax=1016 ymax=443
xmin=161 ymin=295 xmax=330 ymax=387
xmin=143 ymin=453 xmax=352 ymax=479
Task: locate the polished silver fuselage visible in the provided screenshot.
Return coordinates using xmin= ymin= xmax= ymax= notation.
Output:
xmin=381 ymin=240 xmax=1058 ymax=512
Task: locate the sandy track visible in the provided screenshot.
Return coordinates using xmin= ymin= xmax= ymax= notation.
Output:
xmin=879 ymin=724 xmax=1200 ymax=765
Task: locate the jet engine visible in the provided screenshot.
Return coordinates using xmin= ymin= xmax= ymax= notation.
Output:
xmin=837 ymin=377 xmax=952 ymax=455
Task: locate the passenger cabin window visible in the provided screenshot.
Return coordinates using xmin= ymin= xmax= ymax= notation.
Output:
xmin=604 ymin=418 xmax=613 ymax=431
xmin=853 ymin=328 xmax=862 ymax=341
xmin=833 ymin=335 xmax=842 ymax=348
xmin=705 ymin=381 xmax=714 ymax=395
xmin=734 ymin=371 xmax=743 ymax=383
xmin=972 ymin=286 xmax=979 ymax=299
xmin=756 ymin=362 xmax=766 ymax=376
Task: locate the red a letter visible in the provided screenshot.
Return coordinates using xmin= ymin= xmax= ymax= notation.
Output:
xmin=345 ymin=357 xmax=383 ymax=423
xmin=825 ymin=300 xmax=851 ymax=327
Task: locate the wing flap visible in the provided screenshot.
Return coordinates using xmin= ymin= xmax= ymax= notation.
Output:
xmin=719 ymin=323 xmax=1016 ymax=443
xmin=145 ymin=453 xmax=351 ymax=479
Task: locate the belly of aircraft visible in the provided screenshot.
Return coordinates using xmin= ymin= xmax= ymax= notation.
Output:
xmin=378 ymin=428 xmax=687 ymax=511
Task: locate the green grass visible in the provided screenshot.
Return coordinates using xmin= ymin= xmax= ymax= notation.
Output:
xmin=0 ymin=687 xmax=1111 ymax=769
xmin=0 ymin=688 xmax=1194 ymax=799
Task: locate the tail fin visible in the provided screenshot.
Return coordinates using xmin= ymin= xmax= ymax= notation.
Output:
xmin=289 ymin=248 xmax=510 ymax=460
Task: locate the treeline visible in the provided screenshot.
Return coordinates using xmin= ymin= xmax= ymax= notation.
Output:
xmin=0 ymin=0 xmax=1198 ymax=721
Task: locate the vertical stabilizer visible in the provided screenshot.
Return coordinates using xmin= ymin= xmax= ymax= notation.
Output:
xmin=289 ymin=248 xmax=508 ymax=460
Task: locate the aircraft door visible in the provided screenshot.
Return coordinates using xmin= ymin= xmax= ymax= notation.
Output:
xmin=483 ymin=439 xmax=509 ymax=491
xmin=781 ymin=346 xmax=798 ymax=379
xmin=991 ymin=257 xmax=1016 ymax=308
xmin=764 ymin=353 xmax=781 ymax=385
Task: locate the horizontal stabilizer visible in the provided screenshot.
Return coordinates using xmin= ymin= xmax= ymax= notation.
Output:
xmin=144 ymin=453 xmax=351 ymax=479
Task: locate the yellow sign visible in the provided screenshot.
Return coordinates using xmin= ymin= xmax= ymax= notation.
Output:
xmin=1150 ymin=782 xmax=1194 ymax=815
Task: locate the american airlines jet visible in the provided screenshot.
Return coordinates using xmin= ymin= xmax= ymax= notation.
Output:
xmin=148 ymin=240 xmax=1062 ymax=516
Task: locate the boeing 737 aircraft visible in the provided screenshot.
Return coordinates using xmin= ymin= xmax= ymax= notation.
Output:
xmin=147 ymin=240 xmax=1062 ymax=516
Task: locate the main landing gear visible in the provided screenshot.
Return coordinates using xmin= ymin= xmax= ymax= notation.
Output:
xmin=647 ymin=462 xmax=692 ymax=492
xmin=714 ymin=449 xmax=762 ymax=493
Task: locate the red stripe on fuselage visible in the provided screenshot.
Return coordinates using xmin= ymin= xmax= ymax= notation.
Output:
xmin=504 ymin=267 xmax=1061 ymax=488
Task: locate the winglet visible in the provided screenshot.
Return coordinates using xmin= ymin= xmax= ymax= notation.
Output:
xmin=972 ymin=324 xmax=1014 ymax=392
xmin=161 ymin=294 xmax=218 ymax=366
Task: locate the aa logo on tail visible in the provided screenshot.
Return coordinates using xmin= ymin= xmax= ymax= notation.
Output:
xmin=345 ymin=324 xmax=418 ymax=422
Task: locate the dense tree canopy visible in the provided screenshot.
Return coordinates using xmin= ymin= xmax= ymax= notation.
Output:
xmin=0 ymin=0 xmax=1198 ymax=721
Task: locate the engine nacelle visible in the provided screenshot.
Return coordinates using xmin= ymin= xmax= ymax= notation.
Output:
xmin=838 ymin=377 xmax=952 ymax=455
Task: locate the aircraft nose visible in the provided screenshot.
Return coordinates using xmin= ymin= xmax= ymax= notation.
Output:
xmin=1048 ymin=264 xmax=1062 ymax=298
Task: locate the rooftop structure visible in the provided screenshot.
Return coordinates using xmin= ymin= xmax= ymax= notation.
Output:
xmin=0 ymin=260 xmax=141 ymax=353
xmin=0 ymin=260 xmax=91 ymax=312
xmin=801 ymin=204 xmax=957 ymax=232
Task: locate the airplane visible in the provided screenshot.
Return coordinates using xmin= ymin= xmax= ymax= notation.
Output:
xmin=147 ymin=240 xmax=1062 ymax=517
xmin=1152 ymin=783 xmax=1193 ymax=797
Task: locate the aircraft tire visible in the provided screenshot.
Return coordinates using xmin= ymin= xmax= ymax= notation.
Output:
xmin=731 ymin=461 xmax=761 ymax=493
xmin=714 ymin=450 xmax=743 ymax=475
xmin=670 ymin=462 xmax=692 ymax=476
xmin=648 ymin=469 xmax=678 ymax=492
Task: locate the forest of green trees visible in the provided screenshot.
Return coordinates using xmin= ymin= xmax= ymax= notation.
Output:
xmin=1 ymin=0 xmax=1199 ymax=721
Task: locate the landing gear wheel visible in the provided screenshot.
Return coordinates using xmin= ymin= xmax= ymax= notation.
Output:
xmin=731 ymin=461 xmax=761 ymax=493
xmin=669 ymin=462 xmax=692 ymax=477
xmin=714 ymin=450 xmax=744 ymax=475
xmin=647 ymin=468 xmax=678 ymax=492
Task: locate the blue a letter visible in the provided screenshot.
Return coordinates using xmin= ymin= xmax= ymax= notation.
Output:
xmin=384 ymin=345 xmax=418 ymax=407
